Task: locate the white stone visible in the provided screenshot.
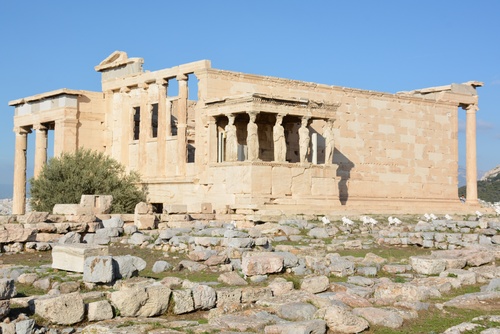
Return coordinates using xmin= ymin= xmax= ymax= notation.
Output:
xmin=83 ymin=256 xmax=114 ymax=283
xmin=87 ymin=300 xmax=114 ymax=321
xmin=34 ymin=292 xmax=85 ymax=325
xmin=52 ymin=244 xmax=108 ymax=273
xmin=242 ymin=252 xmax=284 ymax=276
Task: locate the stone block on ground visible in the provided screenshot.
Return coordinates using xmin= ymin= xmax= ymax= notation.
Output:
xmin=314 ymin=305 xmax=369 ymax=334
xmin=0 ymin=225 xmax=36 ymax=243
xmin=172 ymin=289 xmax=195 ymax=314
xmin=352 ymin=307 xmax=404 ymax=329
xmin=87 ymin=300 xmax=114 ymax=321
xmin=52 ymin=244 xmax=109 ymax=273
xmin=112 ymin=255 xmax=147 ymax=279
xmin=410 ymin=256 xmax=447 ymax=275
xmin=110 ymin=285 xmax=171 ymax=317
xmin=241 ymin=252 xmax=284 ymax=276
xmin=34 ymin=292 xmax=85 ymax=325
xmin=301 ymin=275 xmax=329 ymax=294
xmin=83 ymin=256 xmax=114 ymax=283
xmin=0 ymin=279 xmax=16 ymax=300
xmin=192 ymin=284 xmax=217 ymax=310
xmin=264 ymin=320 xmax=327 ymax=334
xmin=135 ymin=214 xmax=157 ymax=230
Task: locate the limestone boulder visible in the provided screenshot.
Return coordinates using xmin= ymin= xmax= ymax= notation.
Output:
xmin=0 ymin=279 xmax=16 ymax=300
xmin=0 ymin=225 xmax=36 ymax=243
xmin=83 ymin=256 xmax=114 ymax=283
xmin=112 ymin=255 xmax=146 ymax=279
xmin=277 ymin=302 xmax=318 ymax=321
xmin=242 ymin=252 xmax=284 ymax=276
xmin=353 ymin=307 xmax=404 ymax=328
xmin=218 ymin=271 xmax=248 ymax=286
xmin=301 ymin=275 xmax=330 ymax=294
xmin=34 ymin=292 xmax=85 ymax=325
xmin=58 ymin=231 xmax=82 ymax=244
xmin=110 ymin=285 xmax=171 ymax=317
xmin=314 ymin=305 xmax=369 ymax=334
xmin=135 ymin=214 xmax=156 ymax=230
xmin=241 ymin=287 xmax=273 ymax=303
xmin=152 ymin=260 xmax=172 ymax=273
xmin=172 ymin=289 xmax=195 ymax=314
xmin=101 ymin=216 xmax=124 ymax=229
xmin=264 ymin=320 xmax=327 ymax=334
xmin=192 ymin=284 xmax=217 ymax=310
xmin=410 ymin=256 xmax=447 ymax=275
xmin=51 ymin=243 xmax=109 ymax=273
xmin=0 ymin=300 xmax=9 ymax=320
xmin=328 ymin=256 xmax=355 ymax=277
xmin=268 ymin=277 xmax=294 ymax=296
xmin=374 ymin=282 xmax=440 ymax=304
xmin=87 ymin=300 xmax=114 ymax=321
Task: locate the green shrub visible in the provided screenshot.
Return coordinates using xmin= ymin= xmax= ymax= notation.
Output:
xmin=29 ymin=149 xmax=146 ymax=213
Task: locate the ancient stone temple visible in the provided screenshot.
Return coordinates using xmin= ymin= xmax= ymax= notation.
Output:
xmin=9 ymin=51 xmax=482 ymax=216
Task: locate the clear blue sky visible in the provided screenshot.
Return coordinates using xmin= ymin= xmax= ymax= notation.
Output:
xmin=1 ymin=1 xmax=499 ymax=198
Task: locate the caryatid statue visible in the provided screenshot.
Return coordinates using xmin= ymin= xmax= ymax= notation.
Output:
xmin=247 ymin=112 xmax=259 ymax=161
xmin=224 ymin=114 xmax=237 ymax=162
xmin=323 ymin=118 xmax=335 ymax=164
xmin=273 ymin=114 xmax=287 ymax=162
xmin=298 ymin=116 xmax=310 ymax=163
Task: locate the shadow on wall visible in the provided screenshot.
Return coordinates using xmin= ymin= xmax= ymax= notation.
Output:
xmin=334 ymin=148 xmax=354 ymax=205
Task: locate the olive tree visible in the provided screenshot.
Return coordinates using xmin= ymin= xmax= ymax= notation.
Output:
xmin=30 ymin=149 xmax=147 ymax=213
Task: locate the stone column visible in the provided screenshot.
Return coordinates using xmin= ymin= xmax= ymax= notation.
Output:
xmin=138 ymin=83 xmax=149 ymax=176
xmin=273 ymin=113 xmax=286 ymax=162
xmin=33 ymin=124 xmax=48 ymax=179
xmin=12 ymin=127 xmax=30 ymax=215
xmin=299 ymin=116 xmax=310 ymax=163
xmin=208 ymin=118 xmax=218 ymax=163
xmin=465 ymin=104 xmax=478 ymax=203
xmin=311 ymin=133 xmax=318 ymax=164
xmin=177 ymin=74 xmax=188 ymax=174
xmin=247 ymin=112 xmax=259 ymax=161
xmin=157 ymin=79 xmax=168 ymax=177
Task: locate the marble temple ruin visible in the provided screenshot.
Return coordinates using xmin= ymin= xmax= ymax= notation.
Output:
xmin=9 ymin=51 xmax=483 ymax=216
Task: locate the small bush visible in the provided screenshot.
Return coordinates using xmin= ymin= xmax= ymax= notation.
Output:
xmin=30 ymin=149 xmax=146 ymax=213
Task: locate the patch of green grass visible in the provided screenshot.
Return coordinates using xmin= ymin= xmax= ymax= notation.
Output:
xmin=365 ymin=307 xmax=500 ymax=334
xmin=337 ymin=245 xmax=432 ymax=263
xmin=15 ymin=282 xmax=47 ymax=297
xmin=282 ymin=273 xmax=301 ymax=289
xmin=430 ymin=283 xmax=482 ymax=302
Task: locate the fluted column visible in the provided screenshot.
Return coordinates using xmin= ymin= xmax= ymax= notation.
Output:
xmin=33 ymin=124 xmax=48 ymax=179
xmin=177 ymin=74 xmax=188 ymax=174
xmin=157 ymin=79 xmax=168 ymax=177
xmin=465 ymin=104 xmax=478 ymax=203
xmin=12 ymin=127 xmax=30 ymax=215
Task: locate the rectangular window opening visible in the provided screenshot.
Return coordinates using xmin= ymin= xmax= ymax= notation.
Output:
xmin=151 ymin=103 xmax=158 ymax=138
xmin=133 ymin=106 xmax=140 ymax=140
xmin=187 ymin=143 xmax=195 ymax=163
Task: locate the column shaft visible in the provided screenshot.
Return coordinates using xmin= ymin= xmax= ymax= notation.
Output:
xmin=12 ymin=128 xmax=29 ymax=215
xmin=157 ymin=79 xmax=168 ymax=177
xmin=34 ymin=124 xmax=48 ymax=179
xmin=177 ymin=74 xmax=188 ymax=174
xmin=465 ymin=105 xmax=478 ymax=203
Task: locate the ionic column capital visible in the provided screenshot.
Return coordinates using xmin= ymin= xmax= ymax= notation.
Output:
xmin=156 ymin=78 xmax=168 ymax=86
xmin=138 ymin=82 xmax=149 ymax=90
xmin=465 ymin=104 xmax=479 ymax=114
xmin=13 ymin=126 xmax=31 ymax=135
xmin=33 ymin=123 xmax=48 ymax=131
xmin=119 ymin=86 xmax=131 ymax=93
xmin=176 ymin=73 xmax=188 ymax=82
